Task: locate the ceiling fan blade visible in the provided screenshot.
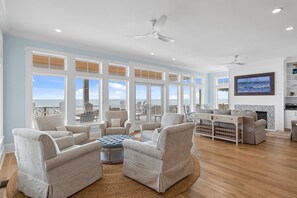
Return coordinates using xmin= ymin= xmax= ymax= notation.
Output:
xmin=216 ymin=62 xmax=234 ymax=65
xmin=153 ymin=15 xmax=167 ymax=31
xmin=157 ymin=33 xmax=175 ymax=43
xmin=236 ymin=62 xmax=246 ymax=65
xmin=237 ymin=56 xmax=248 ymax=61
xmin=130 ymin=33 xmax=152 ymax=39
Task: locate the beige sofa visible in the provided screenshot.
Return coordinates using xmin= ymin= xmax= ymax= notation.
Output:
xmin=123 ymin=123 xmax=195 ymax=193
xmin=34 ymin=115 xmax=91 ymax=148
xmin=13 ymin=128 xmax=102 ymax=198
xmin=196 ymin=109 xmax=267 ymax=145
xmin=140 ymin=112 xmax=184 ymax=141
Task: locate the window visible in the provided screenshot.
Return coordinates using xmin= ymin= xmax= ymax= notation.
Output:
xmin=168 ymin=84 xmax=178 ymax=113
xmin=76 ymin=78 xmax=100 ymax=124
xmin=216 ymin=77 xmax=229 ymax=109
xmin=134 ymin=68 xmax=163 ymax=80
xmin=183 ymin=86 xmax=191 ymax=108
xmin=195 ymin=77 xmax=203 ymax=85
xmin=108 ymin=80 xmax=127 ymax=110
xmin=32 ymin=75 xmax=65 ymax=118
xmin=183 ymin=75 xmax=191 ymax=83
xmin=75 ymin=59 xmax=100 ymax=74
xmin=32 ymin=53 xmax=65 ymax=70
xmin=109 ymin=64 xmax=127 ymax=76
xmin=169 ymin=73 xmax=178 ymax=82
xmin=195 ymin=88 xmax=201 ymax=111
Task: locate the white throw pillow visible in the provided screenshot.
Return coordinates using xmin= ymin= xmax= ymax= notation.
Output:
xmin=56 ymin=125 xmax=67 ymax=131
xmin=111 ymin=119 xmax=121 ymax=127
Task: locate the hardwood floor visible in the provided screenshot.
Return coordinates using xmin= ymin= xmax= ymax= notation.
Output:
xmin=1 ymin=135 xmax=297 ymax=198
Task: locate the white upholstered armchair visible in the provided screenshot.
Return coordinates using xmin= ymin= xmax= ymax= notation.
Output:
xmin=140 ymin=112 xmax=184 ymax=141
xmin=13 ymin=128 xmax=102 ymax=198
xmin=99 ymin=111 xmax=131 ymax=136
xmin=34 ymin=115 xmax=91 ymax=147
xmin=123 ymin=123 xmax=195 ymax=193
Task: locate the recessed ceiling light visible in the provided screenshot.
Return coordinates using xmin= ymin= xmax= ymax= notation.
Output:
xmin=272 ymin=8 xmax=283 ymax=14
xmin=55 ymin=29 xmax=62 ymax=33
xmin=150 ymin=52 xmax=154 ymax=56
xmin=172 ymin=58 xmax=176 ymax=61
xmin=286 ymin=26 xmax=295 ymax=31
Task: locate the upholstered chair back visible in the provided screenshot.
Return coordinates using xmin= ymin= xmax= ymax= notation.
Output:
xmin=34 ymin=115 xmax=64 ymax=131
xmin=160 ymin=112 xmax=184 ymax=128
xmin=157 ymin=123 xmax=194 ymax=169
xmin=13 ymin=128 xmax=59 ymax=182
xmin=105 ymin=110 xmax=128 ymax=127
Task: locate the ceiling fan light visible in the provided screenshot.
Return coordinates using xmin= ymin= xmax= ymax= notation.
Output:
xmin=150 ymin=52 xmax=155 ymax=56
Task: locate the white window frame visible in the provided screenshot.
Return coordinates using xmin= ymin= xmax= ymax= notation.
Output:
xmin=215 ymin=76 xmax=229 ymax=108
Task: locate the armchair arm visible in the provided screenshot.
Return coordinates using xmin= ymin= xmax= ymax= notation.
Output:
xmin=99 ymin=121 xmax=108 ymax=136
xmin=66 ymin=125 xmax=91 ymax=139
xmin=124 ymin=120 xmax=131 ymax=134
xmin=140 ymin=122 xmax=161 ymax=131
xmin=254 ymin=119 xmax=267 ymax=128
xmin=123 ymin=139 xmax=163 ymax=160
xmin=45 ymin=141 xmax=101 ymax=171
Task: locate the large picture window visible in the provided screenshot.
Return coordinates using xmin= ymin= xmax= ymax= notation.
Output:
xmin=32 ymin=75 xmax=65 ymax=118
xmin=216 ymin=77 xmax=229 ymax=109
xmin=108 ymin=80 xmax=127 ymax=110
xmin=168 ymin=84 xmax=178 ymax=113
xmin=75 ymin=78 xmax=100 ymax=124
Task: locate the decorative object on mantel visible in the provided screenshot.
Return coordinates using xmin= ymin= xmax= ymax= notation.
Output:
xmin=6 ymin=157 xmax=200 ymax=198
xmin=234 ymin=72 xmax=275 ymax=96
xmin=290 ymin=92 xmax=295 ymax=96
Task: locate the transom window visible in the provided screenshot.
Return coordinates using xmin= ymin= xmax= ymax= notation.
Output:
xmin=109 ymin=64 xmax=127 ymax=76
xmin=134 ymin=68 xmax=163 ymax=80
xmin=183 ymin=75 xmax=192 ymax=83
xmin=169 ymin=73 xmax=179 ymax=82
xmin=195 ymin=77 xmax=203 ymax=85
xmin=75 ymin=59 xmax=101 ymax=74
xmin=32 ymin=53 xmax=65 ymax=70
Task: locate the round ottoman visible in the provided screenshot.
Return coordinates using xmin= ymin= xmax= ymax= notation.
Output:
xmin=97 ymin=134 xmax=133 ymax=164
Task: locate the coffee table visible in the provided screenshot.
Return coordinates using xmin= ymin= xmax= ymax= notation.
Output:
xmin=97 ymin=134 xmax=133 ymax=164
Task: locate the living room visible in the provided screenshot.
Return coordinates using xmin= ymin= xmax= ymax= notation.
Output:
xmin=1 ymin=0 xmax=297 ymax=197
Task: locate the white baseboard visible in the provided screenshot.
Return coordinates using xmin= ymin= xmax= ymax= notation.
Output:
xmin=4 ymin=143 xmax=15 ymax=153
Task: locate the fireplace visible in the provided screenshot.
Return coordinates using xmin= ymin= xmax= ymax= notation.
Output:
xmin=256 ymin=111 xmax=268 ymax=128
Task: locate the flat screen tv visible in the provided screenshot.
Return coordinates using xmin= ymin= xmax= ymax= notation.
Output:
xmin=234 ymin=72 xmax=275 ymax=96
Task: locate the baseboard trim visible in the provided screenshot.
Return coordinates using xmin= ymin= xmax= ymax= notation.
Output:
xmin=4 ymin=143 xmax=15 ymax=153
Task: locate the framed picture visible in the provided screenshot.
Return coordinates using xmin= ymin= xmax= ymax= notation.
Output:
xmin=234 ymin=72 xmax=275 ymax=96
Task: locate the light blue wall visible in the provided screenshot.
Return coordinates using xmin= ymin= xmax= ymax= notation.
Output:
xmin=3 ymin=35 xmax=207 ymax=144
xmin=207 ymin=72 xmax=229 ymax=105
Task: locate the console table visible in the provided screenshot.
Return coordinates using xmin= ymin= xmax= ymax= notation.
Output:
xmin=192 ymin=113 xmax=244 ymax=145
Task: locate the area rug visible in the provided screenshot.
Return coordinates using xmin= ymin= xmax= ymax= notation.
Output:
xmin=7 ymin=157 xmax=200 ymax=198
xmin=266 ymin=131 xmax=291 ymax=140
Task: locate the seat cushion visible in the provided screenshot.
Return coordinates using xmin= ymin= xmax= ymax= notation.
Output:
xmin=55 ymin=136 xmax=75 ymax=150
xmin=141 ymin=130 xmax=155 ymax=141
xmin=73 ymin=133 xmax=88 ymax=144
xmin=106 ymin=127 xmax=126 ymax=135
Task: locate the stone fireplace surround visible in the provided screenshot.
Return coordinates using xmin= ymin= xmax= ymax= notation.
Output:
xmin=234 ymin=105 xmax=275 ymax=130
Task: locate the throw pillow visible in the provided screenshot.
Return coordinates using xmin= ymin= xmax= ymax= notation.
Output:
xmin=111 ymin=118 xmax=121 ymax=127
xmin=56 ymin=125 xmax=67 ymax=131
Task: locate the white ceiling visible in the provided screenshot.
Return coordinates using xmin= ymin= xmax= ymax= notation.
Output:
xmin=2 ymin=0 xmax=297 ymax=72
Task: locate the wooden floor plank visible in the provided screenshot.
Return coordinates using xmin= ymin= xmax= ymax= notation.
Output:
xmin=1 ymin=135 xmax=297 ymax=197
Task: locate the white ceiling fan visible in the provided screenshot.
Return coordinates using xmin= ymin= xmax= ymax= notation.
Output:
xmin=131 ymin=15 xmax=175 ymax=43
xmin=217 ymin=55 xmax=247 ymax=65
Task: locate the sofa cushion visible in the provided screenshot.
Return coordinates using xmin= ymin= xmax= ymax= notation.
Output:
xmin=73 ymin=133 xmax=88 ymax=144
xmin=111 ymin=119 xmax=121 ymax=127
xmin=231 ymin=110 xmax=246 ymax=117
xmin=160 ymin=113 xmax=184 ymax=128
xmin=141 ymin=130 xmax=155 ymax=140
xmin=213 ymin=109 xmax=231 ymax=115
xmin=106 ymin=127 xmax=126 ymax=135
xmin=55 ymin=136 xmax=75 ymax=150
xmin=43 ymin=131 xmax=72 ymax=138
xmin=56 ymin=125 xmax=67 ymax=131
xmin=105 ymin=111 xmax=128 ymax=127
